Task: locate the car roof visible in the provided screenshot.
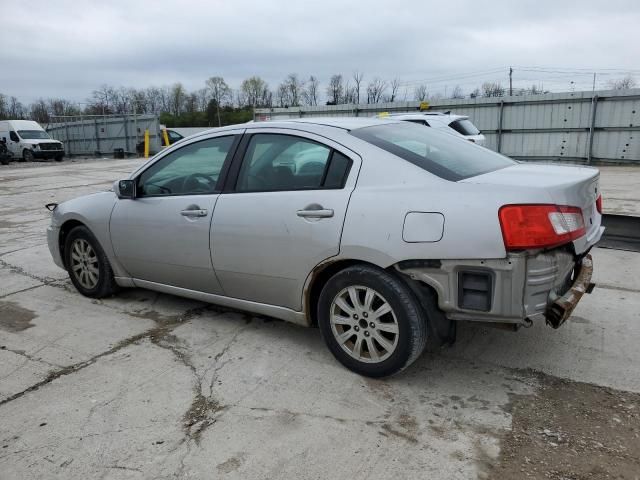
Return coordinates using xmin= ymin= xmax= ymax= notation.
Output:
xmin=247 ymin=117 xmax=401 ymax=131
xmin=188 ymin=117 xmax=402 ymax=139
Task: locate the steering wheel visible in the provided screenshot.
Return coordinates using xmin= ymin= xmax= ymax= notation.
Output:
xmin=182 ymin=173 xmax=215 ymax=193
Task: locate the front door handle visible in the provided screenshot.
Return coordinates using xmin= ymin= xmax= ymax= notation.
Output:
xmin=297 ymin=205 xmax=334 ymax=218
xmin=181 ymin=208 xmax=208 ymax=217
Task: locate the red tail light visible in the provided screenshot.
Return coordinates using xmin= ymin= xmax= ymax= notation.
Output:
xmin=596 ymin=194 xmax=602 ymax=214
xmin=499 ymin=204 xmax=586 ymax=250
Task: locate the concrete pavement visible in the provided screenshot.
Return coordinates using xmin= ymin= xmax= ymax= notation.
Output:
xmin=1 ymin=158 xmax=639 ymax=479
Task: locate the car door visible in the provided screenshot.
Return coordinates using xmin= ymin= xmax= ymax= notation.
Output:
xmin=211 ymin=129 xmax=361 ymax=310
xmin=110 ymin=132 xmax=241 ymax=293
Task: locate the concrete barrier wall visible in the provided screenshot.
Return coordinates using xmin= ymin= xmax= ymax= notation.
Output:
xmin=255 ymin=89 xmax=640 ymax=165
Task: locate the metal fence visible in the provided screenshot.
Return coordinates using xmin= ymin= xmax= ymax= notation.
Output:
xmin=46 ymin=114 xmax=162 ymax=157
xmin=254 ymin=88 xmax=640 ymax=165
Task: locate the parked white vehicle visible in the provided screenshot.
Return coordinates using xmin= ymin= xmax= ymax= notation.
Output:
xmin=386 ymin=112 xmax=486 ymax=146
xmin=0 ymin=120 xmax=64 ymax=162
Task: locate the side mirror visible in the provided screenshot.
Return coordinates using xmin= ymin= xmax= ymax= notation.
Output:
xmin=114 ymin=179 xmax=136 ymax=199
xmin=9 ymin=131 xmax=19 ymax=142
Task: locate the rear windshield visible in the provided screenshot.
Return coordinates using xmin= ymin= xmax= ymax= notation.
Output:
xmin=350 ymin=122 xmax=514 ymax=181
xmin=449 ymin=119 xmax=480 ymax=136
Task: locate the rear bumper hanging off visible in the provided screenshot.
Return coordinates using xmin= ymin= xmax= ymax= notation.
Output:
xmin=544 ymin=254 xmax=594 ymax=329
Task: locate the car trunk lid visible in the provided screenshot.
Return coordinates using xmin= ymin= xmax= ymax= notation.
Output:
xmin=462 ymin=163 xmax=602 ymax=252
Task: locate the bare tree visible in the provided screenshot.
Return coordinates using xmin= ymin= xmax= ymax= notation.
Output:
xmin=8 ymin=96 xmax=25 ymax=118
xmin=276 ymin=83 xmax=289 ymax=107
xmin=451 ymin=85 xmax=464 ymax=99
xmin=366 ymin=78 xmax=387 ymax=103
xmin=30 ymin=99 xmax=49 ymax=123
xmin=195 ymin=88 xmax=209 ymax=112
xmin=607 ymin=75 xmax=637 ymax=90
xmin=169 ymin=83 xmax=186 ymax=116
xmin=283 ymin=73 xmax=304 ymax=107
xmin=469 ymin=88 xmax=481 ymax=99
xmin=414 ymin=85 xmax=429 ymax=101
xmin=352 ymin=71 xmax=364 ymax=105
xmin=303 ymin=75 xmax=320 ymax=106
xmin=326 ymin=74 xmax=344 ymax=105
xmin=206 ymin=76 xmax=231 ymax=126
xmin=240 ymin=76 xmax=270 ymax=108
xmin=482 ymin=82 xmax=505 ymax=97
xmin=89 ymin=84 xmax=117 ymax=114
xmin=387 ymin=78 xmax=401 ymax=102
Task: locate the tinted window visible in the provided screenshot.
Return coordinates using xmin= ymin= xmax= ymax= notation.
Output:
xmin=236 ymin=134 xmax=333 ymax=192
xmin=324 ymin=151 xmax=352 ymax=188
xmin=404 ymin=119 xmax=429 ymax=126
xmin=350 ymin=123 xmax=513 ymax=181
xmin=138 ymin=136 xmax=234 ymax=196
xmin=449 ymin=119 xmax=480 ymax=136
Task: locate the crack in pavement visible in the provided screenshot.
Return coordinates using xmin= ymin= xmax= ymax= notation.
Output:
xmin=0 ymin=305 xmax=212 ymax=408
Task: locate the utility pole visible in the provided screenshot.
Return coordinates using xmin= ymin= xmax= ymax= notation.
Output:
xmin=592 ymin=72 xmax=597 ymax=93
xmin=509 ymin=67 xmax=513 ymax=96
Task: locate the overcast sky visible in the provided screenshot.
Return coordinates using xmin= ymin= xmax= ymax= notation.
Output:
xmin=2 ymin=0 xmax=639 ymax=104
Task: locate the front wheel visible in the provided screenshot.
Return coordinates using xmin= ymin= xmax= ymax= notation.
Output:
xmin=318 ymin=265 xmax=428 ymax=377
xmin=64 ymin=226 xmax=117 ymax=298
xmin=22 ymin=149 xmax=34 ymax=162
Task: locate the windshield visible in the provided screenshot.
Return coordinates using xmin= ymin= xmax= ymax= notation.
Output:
xmin=17 ymin=130 xmax=50 ymax=140
xmin=350 ymin=122 xmax=514 ymax=181
xmin=449 ymin=119 xmax=480 ymax=136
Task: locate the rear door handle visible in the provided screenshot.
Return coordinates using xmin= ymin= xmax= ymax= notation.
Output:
xmin=297 ymin=207 xmax=334 ymax=218
xmin=181 ymin=208 xmax=208 ymax=217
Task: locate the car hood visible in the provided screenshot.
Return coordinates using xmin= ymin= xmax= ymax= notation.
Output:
xmin=21 ymin=138 xmax=62 ymax=145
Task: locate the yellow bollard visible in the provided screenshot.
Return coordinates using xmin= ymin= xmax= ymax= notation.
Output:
xmin=144 ymin=129 xmax=150 ymax=158
xmin=162 ymin=129 xmax=170 ymax=147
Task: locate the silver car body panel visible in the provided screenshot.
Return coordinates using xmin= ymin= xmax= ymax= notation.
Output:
xmin=46 ymin=117 xmax=603 ymax=328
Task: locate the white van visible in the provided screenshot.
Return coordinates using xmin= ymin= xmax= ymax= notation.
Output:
xmin=0 ymin=120 xmax=64 ymax=162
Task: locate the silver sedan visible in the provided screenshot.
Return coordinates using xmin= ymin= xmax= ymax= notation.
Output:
xmin=47 ymin=118 xmax=603 ymax=377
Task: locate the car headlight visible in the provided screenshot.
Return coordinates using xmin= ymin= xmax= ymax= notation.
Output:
xmin=32 ymin=144 xmax=39 ymax=150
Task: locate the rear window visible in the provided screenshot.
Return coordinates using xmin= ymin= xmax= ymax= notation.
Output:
xmin=449 ymin=119 xmax=480 ymax=136
xmin=350 ymin=122 xmax=514 ymax=181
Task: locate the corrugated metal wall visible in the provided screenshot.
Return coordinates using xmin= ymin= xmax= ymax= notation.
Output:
xmin=255 ymin=88 xmax=640 ymax=164
xmin=46 ymin=114 xmax=162 ymax=156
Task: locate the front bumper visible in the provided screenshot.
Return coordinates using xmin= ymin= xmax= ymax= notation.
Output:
xmin=398 ymin=248 xmax=594 ymax=327
xmin=33 ymin=150 xmax=64 ymax=159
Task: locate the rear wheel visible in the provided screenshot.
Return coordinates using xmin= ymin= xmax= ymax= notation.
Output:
xmin=318 ymin=265 xmax=428 ymax=377
xmin=64 ymin=226 xmax=117 ymax=298
xmin=22 ymin=149 xmax=34 ymax=162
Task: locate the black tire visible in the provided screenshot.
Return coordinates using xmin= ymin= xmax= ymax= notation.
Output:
xmin=64 ymin=226 xmax=117 ymax=298
xmin=55 ymin=155 xmax=64 ymax=162
xmin=22 ymin=149 xmax=34 ymax=162
xmin=318 ymin=264 xmax=428 ymax=377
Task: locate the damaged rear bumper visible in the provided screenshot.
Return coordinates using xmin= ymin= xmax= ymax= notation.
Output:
xmin=397 ymin=248 xmax=595 ymax=328
xmin=545 ymin=254 xmax=594 ymax=328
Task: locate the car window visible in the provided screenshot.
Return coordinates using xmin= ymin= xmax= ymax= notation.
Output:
xmin=168 ymin=130 xmax=183 ymax=143
xmin=404 ymin=119 xmax=430 ymax=127
xmin=449 ymin=119 xmax=480 ymax=136
xmin=350 ymin=122 xmax=513 ymax=181
xmin=324 ymin=151 xmax=352 ymax=188
xmin=236 ymin=134 xmax=334 ymax=192
xmin=137 ymin=136 xmax=234 ymax=196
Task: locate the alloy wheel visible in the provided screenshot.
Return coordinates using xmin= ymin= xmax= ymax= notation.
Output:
xmin=329 ymin=285 xmax=399 ymax=363
xmin=70 ymin=238 xmax=99 ymax=290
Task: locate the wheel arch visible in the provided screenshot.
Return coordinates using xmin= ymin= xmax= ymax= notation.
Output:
xmin=58 ymin=219 xmax=88 ymax=269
